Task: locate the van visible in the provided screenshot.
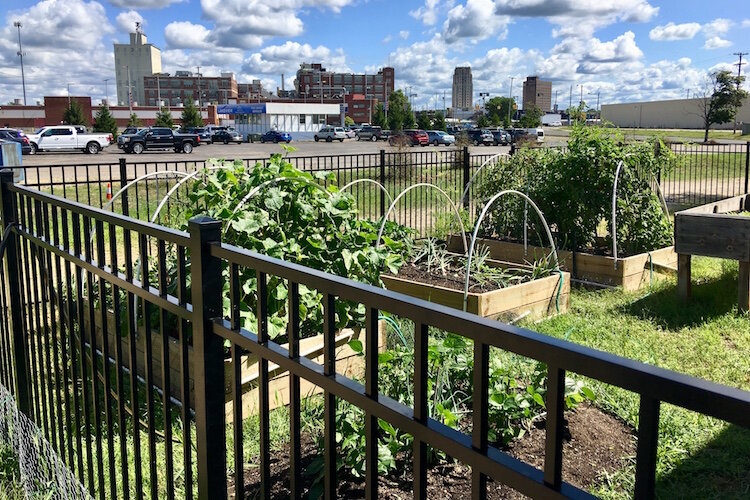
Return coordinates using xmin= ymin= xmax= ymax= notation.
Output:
xmin=525 ymin=128 xmax=545 ymax=143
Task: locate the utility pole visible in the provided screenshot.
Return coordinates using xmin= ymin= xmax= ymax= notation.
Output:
xmin=127 ymin=66 xmax=133 ymax=114
xmin=733 ymin=52 xmax=747 ymax=134
xmin=156 ymin=75 xmax=161 ymax=108
xmin=568 ymin=85 xmax=572 ymax=125
xmin=14 ymin=21 xmax=26 ymax=106
xmin=507 ymin=76 xmax=515 ymax=124
xmin=103 ymin=79 xmax=110 ymax=106
xmin=578 ymin=84 xmax=584 ymax=105
xmin=67 ymin=83 xmax=71 ymax=107
xmin=554 ymin=90 xmax=558 ymax=111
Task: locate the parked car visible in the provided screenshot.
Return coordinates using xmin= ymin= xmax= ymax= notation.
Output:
xmin=211 ymin=129 xmax=244 ymax=144
xmin=0 ymin=128 xmax=32 ymax=155
xmin=344 ymin=127 xmax=357 ymax=139
xmin=314 ymin=126 xmax=346 ymax=142
xmin=182 ymin=127 xmax=212 ymax=144
xmin=509 ymin=128 xmax=529 ymax=143
xmin=547 ymin=120 xmax=563 ymax=127
xmin=390 ymin=129 xmax=428 ymax=146
xmin=492 ymin=129 xmax=511 ymax=146
xmin=462 ymin=129 xmax=494 ymax=146
xmin=260 ymin=130 xmax=292 ymax=143
xmin=356 ymin=126 xmax=382 ymax=141
xmin=388 ymin=132 xmax=411 ymax=147
xmin=426 ymin=130 xmax=455 ymax=146
xmin=26 ymin=126 xmax=112 ymax=154
xmin=119 ymin=127 xmax=200 ymax=154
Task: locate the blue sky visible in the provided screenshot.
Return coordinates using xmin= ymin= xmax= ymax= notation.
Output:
xmin=0 ymin=0 xmax=748 ymax=109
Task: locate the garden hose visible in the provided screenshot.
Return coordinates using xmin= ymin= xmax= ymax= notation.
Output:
xmin=378 ymin=314 xmax=409 ymax=348
xmin=555 ymin=269 xmax=564 ymax=314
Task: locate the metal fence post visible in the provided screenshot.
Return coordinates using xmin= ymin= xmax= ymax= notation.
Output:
xmin=0 ymin=170 xmax=30 ymax=415
xmin=462 ymin=146 xmax=470 ymax=209
xmin=745 ymin=142 xmax=750 ymax=194
xmin=379 ymin=149 xmax=386 ymax=218
xmin=189 ymin=216 xmax=227 ymax=500
xmin=119 ymin=158 xmax=129 ymax=217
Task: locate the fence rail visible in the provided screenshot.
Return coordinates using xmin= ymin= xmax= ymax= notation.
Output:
xmin=0 ymin=171 xmax=749 ymax=499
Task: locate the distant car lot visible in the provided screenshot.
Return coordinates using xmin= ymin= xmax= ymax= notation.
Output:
xmin=21 ymin=139 xmax=515 ymax=166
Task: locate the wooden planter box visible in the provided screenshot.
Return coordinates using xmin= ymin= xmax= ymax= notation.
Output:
xmin=381 ymin=269 xmax=570 ymax=321
xmin=84 ymin=305 xmax=384 ymax=419
xmin=447 ymin=235 xmax=676 ymax=291
xmin=675 ymin=194 xmax=750 ymax=311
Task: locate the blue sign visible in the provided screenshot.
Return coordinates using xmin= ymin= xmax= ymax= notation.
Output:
xmin=217 ymin=103 xmax=266 ymax=115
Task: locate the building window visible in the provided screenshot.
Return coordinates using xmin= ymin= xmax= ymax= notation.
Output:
xmin=299 ymin=114 xmax=306 ymax=124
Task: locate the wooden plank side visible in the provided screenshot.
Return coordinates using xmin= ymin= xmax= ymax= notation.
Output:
xmin=675 ymin=213 xmax=750 ymax=261
xmin=679 ymin=194 xmax=748 ymax=215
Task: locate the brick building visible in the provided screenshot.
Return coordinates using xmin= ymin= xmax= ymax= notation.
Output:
xmin=522 ymin=76 xmax=552 ymax=112
xmin=237 ymin=80 xmax=266 ymax=101
xmin=294 ymin=64 xmax=395 ymax=124
xmin=143 ymin=71 xmax=238 ymax=107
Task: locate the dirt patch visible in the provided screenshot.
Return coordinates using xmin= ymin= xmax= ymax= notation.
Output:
xmin=394 ymin=260 xmax=535 ymax=294
xmin=234 ymin=404 xmax=634 ymax=499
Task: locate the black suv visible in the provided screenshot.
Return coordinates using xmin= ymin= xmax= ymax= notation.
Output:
xmin=0 ymin=128 xmax=31 ymax=155
xmin=462 ymin=129 xmax=494 ymax=146
xmin=356 ymin=126 xmax=382 ymax=141
xmin=119 ymin=127 xmax=200 ymax=154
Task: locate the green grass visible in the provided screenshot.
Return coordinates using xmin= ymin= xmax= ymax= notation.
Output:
xmin=551 ymin=126 xmax=750 ymax=142
xmin=525 ymin=257 xmax=750 ymax=499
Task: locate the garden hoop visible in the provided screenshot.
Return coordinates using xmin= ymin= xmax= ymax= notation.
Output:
xmin=458 ymin=153 xmax=510 ymax=207
xmin=376 ymin=183 xmax=468 ymax=255
xmin=339 ymin=179 xmax=394 ymax=210
xmin=464 ymin=190 xmax=559 ymax=312
xmin=150 ymin=165 xmax=229 ymax=223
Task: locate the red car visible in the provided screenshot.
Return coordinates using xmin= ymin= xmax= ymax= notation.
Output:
xmin=389 ymin=129 xmax=429 ymax=147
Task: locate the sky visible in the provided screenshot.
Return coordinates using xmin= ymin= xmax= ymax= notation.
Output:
xmin=0 ymin=0 xmax=749 ymax=110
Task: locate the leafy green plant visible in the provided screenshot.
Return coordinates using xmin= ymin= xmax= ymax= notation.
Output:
xmin=478 ymin=125 xmax=674 ymax=255
xmin=178 ymin=156 xmax=413 ymax=338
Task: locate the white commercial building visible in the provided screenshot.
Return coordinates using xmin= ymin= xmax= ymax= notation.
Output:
xmin=219 ymin=102 xmax=342 ymax=141
xmin=602 ymin=98 xmax=750 ymax=130
xmin=114 ymin=27 xmax=162 ymax=108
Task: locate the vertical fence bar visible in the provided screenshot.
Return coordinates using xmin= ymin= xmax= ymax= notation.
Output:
xmin=119 ymin=158 xmax=129 ymax=217
xmin=471 ymin=341 xmax=488 ymax=500
xmin=380 ymin=149 xmax=386 ymax=218
xmin=0 ymin=171 xmax=30 ymax=414
xmin=413 ymin=321 xmax=428 ymax=500
xmin=745 ymin=142 xmax=750 ymax=195
xmin=634 ymin=396 xmax=660 ymax=500
xmin=543 ymin=366 xmax=565 ymax=490
xmin=288 ymin=281 xmax=302 ymax=500
xmin=176 ymin=245 xmax=192 ymax=500
xmin=323 ymin=293 xmax=337 ymax=500
xmin=257 ymin=270 xmax=271 ymax=500
xmin=462 ymin=146 xmax=471 ymax=210
xmin=157 ymin=239 xmax=175 ymax=500
xmin=364 ymin=306 xmax=379 ymax=500
xmin=229 ymin=263 xmax=243 ymax=500
xmin=188 ymin=216 xmax=227 ymax=500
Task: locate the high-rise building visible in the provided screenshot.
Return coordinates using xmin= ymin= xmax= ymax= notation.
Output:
xmin=294 ymin=63 xmax=395 ymax=123
xmin=452 ymin=67 xmax=473 ymax=111
xmin=522 ymin=76 xmax=552 ymax=112
xmin=143 ymin=71 xmax=238 ymax=107
xmin=113 ymin=24 xmax=162 ymax=107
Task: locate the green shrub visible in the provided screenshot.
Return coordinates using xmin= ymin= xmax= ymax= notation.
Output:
xmin=477 ymin=125 xmax=673 ymax=255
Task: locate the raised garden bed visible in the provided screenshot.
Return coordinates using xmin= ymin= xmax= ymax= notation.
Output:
xmin=447 ymin=235 xmax=676 ymax=291
xmin=381 ymin=248 xmax=569 ymax=321
xmin=84 ymin=304 xmax=384 ymax=418
xmin=675 ymin=193 xmax=750 ymax=311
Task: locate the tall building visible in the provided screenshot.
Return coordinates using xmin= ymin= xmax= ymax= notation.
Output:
xmin=522 ymin=76 xmax=552 ymax=112
xmin=452 ymin=67 xmax=473 ymax=111
xmin=238 ymin=80 xmax=266 ymax=101
xmin=294 ymin=63 xmax=395 ymax=123
xmin=114 ymin=24 xmax=162 ymax=107
xmin=143 ymin=71 xmax=238 ymax=107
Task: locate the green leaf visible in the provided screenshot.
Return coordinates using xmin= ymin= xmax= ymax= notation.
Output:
xmin=532 ymin=392 xmax=545 ymax=408
xmin=348 ymin=339 xmax=363 ymax=354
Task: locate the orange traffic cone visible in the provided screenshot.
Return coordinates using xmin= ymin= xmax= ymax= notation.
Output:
xmin=106 ymin=183 xmax=112 ymax=201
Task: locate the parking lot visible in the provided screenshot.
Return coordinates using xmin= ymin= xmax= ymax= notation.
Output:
xmin=21 ymin=139 xmax=518 ymax=166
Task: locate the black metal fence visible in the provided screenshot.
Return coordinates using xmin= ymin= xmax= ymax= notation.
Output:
xmin=1 ymin=171 xmax=750 ymax=499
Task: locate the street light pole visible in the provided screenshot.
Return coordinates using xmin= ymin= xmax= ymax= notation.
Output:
xmin=14 ymin=21 xmax=27 ymax=106
xmin=196 ymin=66 xmax=202 ymax=107
xmin=103 ymin=79 xmax=110 ymax=106
xmin=507 ymin=76 xmax=514 ymax=124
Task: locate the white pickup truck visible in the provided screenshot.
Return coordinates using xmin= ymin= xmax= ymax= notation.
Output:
xmin=27 ymin=126 xmax=113 ymax=154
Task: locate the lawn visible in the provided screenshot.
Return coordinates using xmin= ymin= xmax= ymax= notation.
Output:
xmin=526 ymin=256 xmax=750 ymax=499
xmin=549 ymin=126 xmax=750 ymax=142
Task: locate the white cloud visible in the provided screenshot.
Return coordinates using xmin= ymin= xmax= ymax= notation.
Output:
xmin=743 ymin=19 xmax=750 ymax=29
xmin=702 ymin=18 xmax=732 ymax=37
xmin=164 ymin=21 xmax=212 ymax=49
xmin=410 ymin=0 xmax=448 ymax=26
xmin=242 ymin=41 xmax=350 ymax=82
xmin=493 ymin=0 xmax=658 ymax=21
xmin=649 ymin=22 xmax=701 ymax=41
xmin=443 ymin=0 xmax=510 ymax=43
xmin=382 ymin=34 xmax=392 ymax=43
xmin=703 ymin=36 xmax=732 ymax=50
xmin=115 ymin=10 xmax=144 ymax=33
xmin=399 ymin=30 xmax=410 ymax=40
xmin=0 ymin=0 xmax=114 ymax=104
xmin=109 ymin=0 xmax=184 ymax=7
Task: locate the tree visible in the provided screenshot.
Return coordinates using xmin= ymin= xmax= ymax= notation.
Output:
xmin=387 ymin=90 xmax=407 ymax=130
xmin=128 ymin=113 xmax=141 ymax=127
xmin=518 ymin=104 xmax=543 ymax=128
xmin=433 ymin=111 xmax=446 ymax=131
xmin=566 ymin=101 xmax=587 ymax=124
xmin=372 ymin=103 xmax=386 ymax=128
xmin=476 ymin=114 xmax=491 ymax=128
xmin=344 ymin=115 xmax=354 ymax=126
xmin=154 ymin=106 xmax=174 ymax=128
xmin=93 ymin=104 xmax=118 ymax=139
xmin=181 ymin=100 xmax=203 ymax=129
xmin=416 ymin=112 xmax=432 ymax=130
xmin=485 ymin=97 xmax=514 ymax=127
xmin=403 ymin=105 xmax=416 ymax=129
xmin=696 ymin=70 xmax=748 ymax=142
xmin=62 ymin=100 xmax=87 ymax=126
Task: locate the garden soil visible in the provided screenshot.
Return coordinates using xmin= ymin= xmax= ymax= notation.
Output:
xmin=234 ymin=403 xmax=635 ymax=499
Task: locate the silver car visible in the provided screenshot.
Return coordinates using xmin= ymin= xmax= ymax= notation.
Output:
xmin=427 ymin=130 xmax=455 ymax=146
xmin=314 ymin=126 xmax=346 ymax=142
